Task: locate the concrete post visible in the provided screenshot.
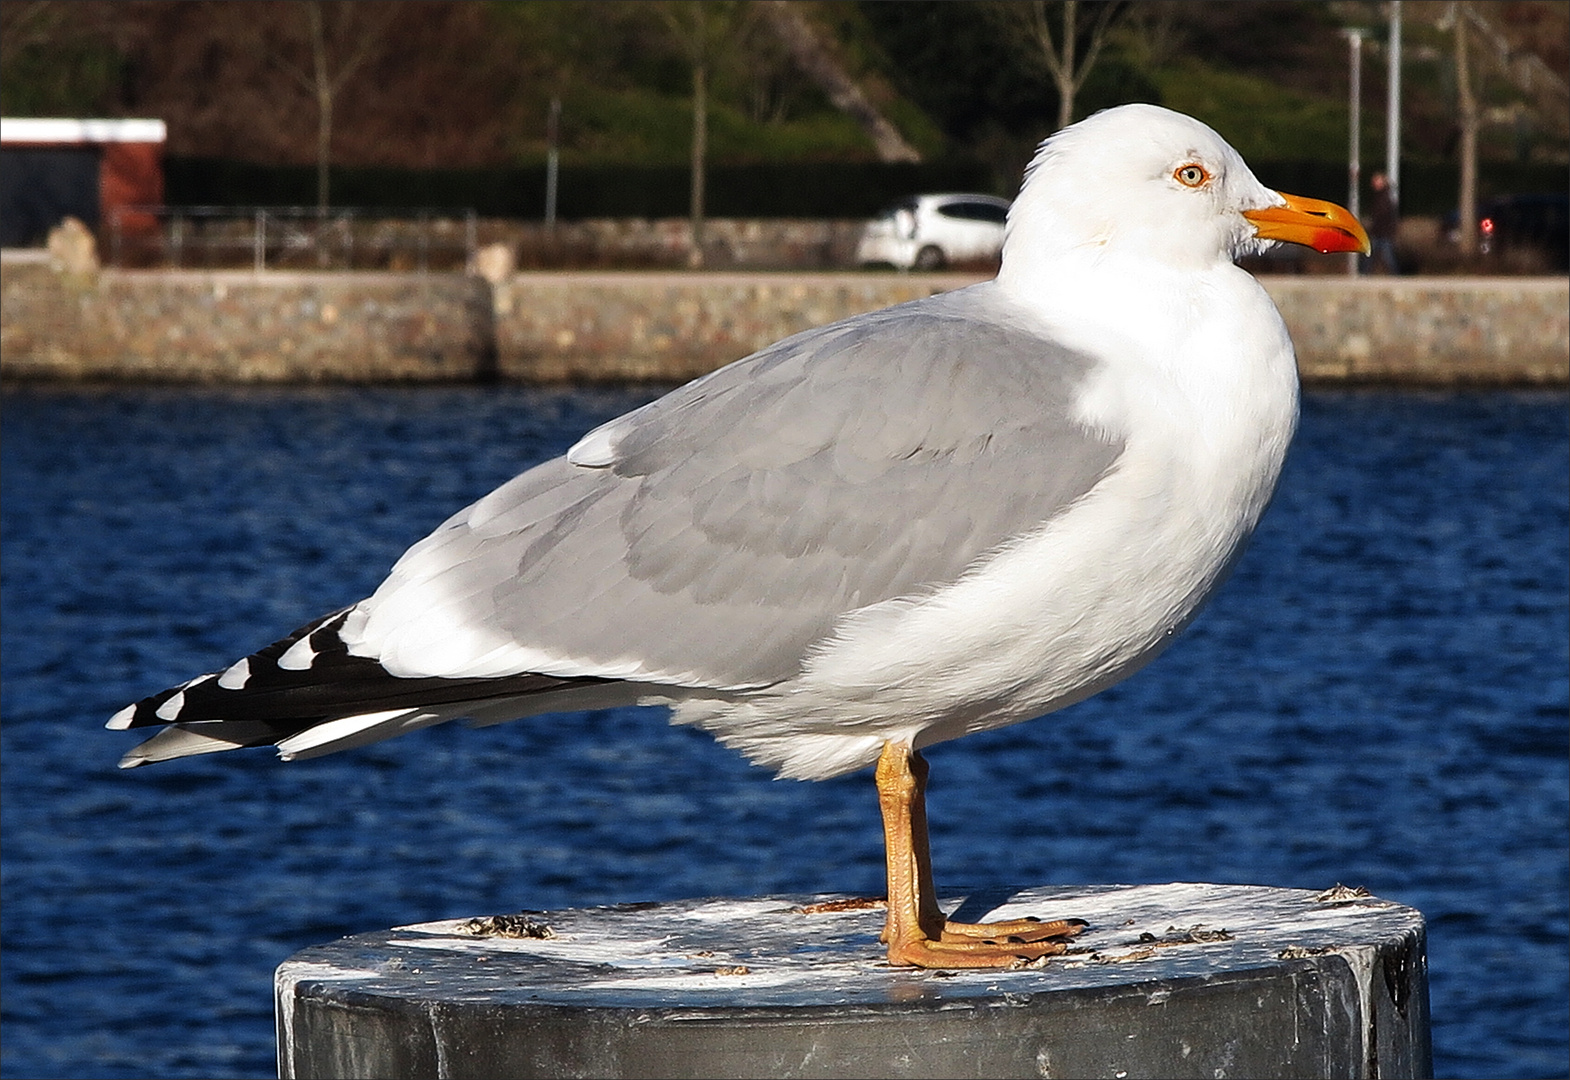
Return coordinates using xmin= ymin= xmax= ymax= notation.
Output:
xmin=277 ymin=882 xmax=1430 ymax=1079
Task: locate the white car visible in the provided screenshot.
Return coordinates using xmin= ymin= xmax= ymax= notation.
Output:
xmin=855 ymin=193 xmax=1011 ymax=271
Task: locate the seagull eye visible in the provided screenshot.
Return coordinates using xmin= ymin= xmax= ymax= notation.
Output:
xmin=1174 ymin=164 xmax=1210 ymax=188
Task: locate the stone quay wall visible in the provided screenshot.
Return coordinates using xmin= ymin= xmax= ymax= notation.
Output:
xmin=489 ymin=272 xmax=962 ymax=382
xmin=3 ymin=255 xmax=1565 ymax=386
xmin=1 ymin=256 xmax=494 ymax=383
xmin=499 ymin=218 xmax=869 ymax=271
xmin=1264 ymin=276 xmax=1570 ymax=386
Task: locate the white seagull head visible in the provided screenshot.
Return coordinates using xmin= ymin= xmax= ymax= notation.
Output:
xmin=999 ymin=103 xmax=1369 ymax=284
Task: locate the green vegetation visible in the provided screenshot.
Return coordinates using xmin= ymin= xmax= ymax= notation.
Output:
xmin=2 ymin=1 xmax=1564 ymax=210
xmin=564 ymin=82 xmax=878 ymax=165
xmin=1152 ymin=60 xmax=1348 ymax=163
xmin=0 ymin=30 xmax=125 ymax=117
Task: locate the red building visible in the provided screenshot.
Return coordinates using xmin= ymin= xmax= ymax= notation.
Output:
xmin=0 ymin=118 xmax=166 ymax=247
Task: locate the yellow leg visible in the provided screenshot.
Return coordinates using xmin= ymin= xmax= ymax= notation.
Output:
xmin=876 ymin=741 xmax=1086 ymax=968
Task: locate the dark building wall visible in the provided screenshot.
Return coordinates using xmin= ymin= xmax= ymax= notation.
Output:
xmin=1 ymin=139 xmax=164 ymax=247
xmin=1 ymin=147 xmax=100 ymax=245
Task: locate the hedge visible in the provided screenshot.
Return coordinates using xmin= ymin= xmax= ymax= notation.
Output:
xmin=165 ymin=156 xmax=1565 ymax=220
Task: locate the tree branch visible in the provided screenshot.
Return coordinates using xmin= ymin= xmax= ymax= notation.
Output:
xmin=757 ymin=0 xmax=920 ymax=163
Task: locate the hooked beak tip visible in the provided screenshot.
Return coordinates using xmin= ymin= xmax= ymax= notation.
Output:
xmin=1244 ymin=191 xmax=1371 ymax=256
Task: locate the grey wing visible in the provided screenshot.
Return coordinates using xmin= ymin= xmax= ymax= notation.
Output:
xmin=346 ymin=285 xmax=1124 ymax=689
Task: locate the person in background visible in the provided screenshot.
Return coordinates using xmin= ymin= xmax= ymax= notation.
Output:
xmin=1367 ymin=172 xmax=1400 ymax=274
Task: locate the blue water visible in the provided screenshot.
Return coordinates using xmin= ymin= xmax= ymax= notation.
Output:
xmin=2 ymin=385 xmax=1565 ymax=1079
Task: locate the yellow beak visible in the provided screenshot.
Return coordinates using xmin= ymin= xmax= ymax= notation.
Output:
xmin=1243 ymin=191 xmax=1371 ymax=255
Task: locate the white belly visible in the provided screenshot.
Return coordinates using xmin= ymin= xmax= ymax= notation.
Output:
xmin=676 ymin=268 xmax=1300 ymax=781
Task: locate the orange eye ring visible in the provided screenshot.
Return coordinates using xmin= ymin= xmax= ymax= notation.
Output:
xmin=1174 ymin=164 xmax=1210 ymax=188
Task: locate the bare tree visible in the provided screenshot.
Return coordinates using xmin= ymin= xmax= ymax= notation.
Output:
xmin=755 ymin=1 xmax=920 ymax=163
xmin=238 ymin=1 xmax=396 ymax=211
xmin=987 ymin=0 xmax=1123 ymax=131
xmin=1459 ymin=1 xmax=1569 ymax=131
xmin=658 ymin=1 xmax=751 ymax=268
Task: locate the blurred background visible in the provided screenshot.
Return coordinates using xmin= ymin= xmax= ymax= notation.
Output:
xmin=1 ymin=4 xmax=1567 ymax=1080
xmin=2 ymin=0 xmax=1566 ymax=270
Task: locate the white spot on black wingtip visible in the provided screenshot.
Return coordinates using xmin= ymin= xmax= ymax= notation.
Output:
xmin=106 ymin=704 xmax=136 ymax=730
xmin=278 ymin=636 xmax=317 ymax=671
xmin=218 ymin=657 xmax=251 ymax=690
xmin=155 ymin=691 xmax=186 ymax=721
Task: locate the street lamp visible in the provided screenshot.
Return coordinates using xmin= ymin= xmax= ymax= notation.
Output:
xmin=1344 ymin=28 xmax=1367 ymax=275
xmin=1386 ymin=1 xmax=1402 ymax=210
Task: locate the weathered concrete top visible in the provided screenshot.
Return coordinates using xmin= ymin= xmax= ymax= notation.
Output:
xmin=277 ymin=882 xmax=1431 ymax=1079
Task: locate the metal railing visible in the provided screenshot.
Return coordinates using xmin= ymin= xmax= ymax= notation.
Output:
xmin=107 ymin=206 xmax=478 ymax=271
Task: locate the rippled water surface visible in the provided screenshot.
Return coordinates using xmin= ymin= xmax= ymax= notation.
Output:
xmin=3 ymin=385 xmax=1566 ymax=1079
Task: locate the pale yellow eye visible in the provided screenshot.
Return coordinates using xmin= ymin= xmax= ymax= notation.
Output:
xmin=1174 ymin=164 xmax=1210 ymax=188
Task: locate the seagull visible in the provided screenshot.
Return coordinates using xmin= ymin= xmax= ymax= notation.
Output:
xmin=109 ymin=104 xmax=1368 ymax=969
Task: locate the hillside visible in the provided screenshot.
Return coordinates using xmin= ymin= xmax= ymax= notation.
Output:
xmin=2 ymin=0 xmax=1565 ymax=209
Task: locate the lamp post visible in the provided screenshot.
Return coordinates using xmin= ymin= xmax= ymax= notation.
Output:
xmin=1344 ymin=28 xmax=1366 ymax=275
xmin=1385 ymin=1 xmax=1402 ymax=210
xmin=545 ymin=97 xmax=561 ymax=233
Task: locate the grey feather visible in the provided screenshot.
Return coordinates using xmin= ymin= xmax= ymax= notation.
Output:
xmin=377 ymin=283 xmax=1125 ymax=688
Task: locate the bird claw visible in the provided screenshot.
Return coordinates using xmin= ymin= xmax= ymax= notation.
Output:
xmin=886 ymin=928 xmax=1080 ymax=969
xmin=938 ymin=916 xmax=1087 ymax=944
xmin=884 ymin=915 xmax=1086 ymax=968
